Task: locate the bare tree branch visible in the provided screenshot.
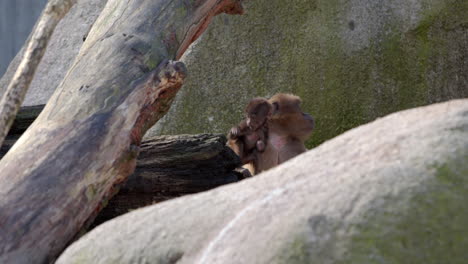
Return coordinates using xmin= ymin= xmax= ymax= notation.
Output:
xmin=0 ymin=0 xmax=77 ymax=147
xmin=0 ymin=0 xmax=245 ymax=263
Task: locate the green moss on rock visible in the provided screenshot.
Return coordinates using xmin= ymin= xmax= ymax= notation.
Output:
xmin=148 ymin=0 xmax=468 ymax=149
xmin=277 ymin=236 xmax=313 ymax=264
xmin=340 ymin=154 xmax=468 ymax=264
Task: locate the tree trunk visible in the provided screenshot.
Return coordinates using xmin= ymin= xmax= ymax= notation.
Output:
xmin=0 ymin=107 xmax=246 ymax=228
xmin=0 ymin=0 xmax=245 ymax=263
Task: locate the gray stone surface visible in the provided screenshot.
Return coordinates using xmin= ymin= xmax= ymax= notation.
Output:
xmin=0 ymin=0 xmax=108 ymax=106
xmin=146 ymin=0 xmax=468 ymax=148
xmin=0 ymin=0 xmax=47 ymax=77
xmin=57 ymin=99 xmax=468 ymax=264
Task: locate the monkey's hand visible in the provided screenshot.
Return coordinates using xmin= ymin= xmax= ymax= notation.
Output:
xmin=256 ymin=140 xmax=266 ymax=152
xmin=228 ymin=126 xmax=241 ymax=139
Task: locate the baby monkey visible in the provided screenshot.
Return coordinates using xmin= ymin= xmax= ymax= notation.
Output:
xmin=228 ymin=97 xmax=272 ymax=164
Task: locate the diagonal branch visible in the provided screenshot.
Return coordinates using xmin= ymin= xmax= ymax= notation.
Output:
xmin=0 ymin=0 xmax=77 ymax=147
xmin=0 ymin=0 xmax=246 ymax=263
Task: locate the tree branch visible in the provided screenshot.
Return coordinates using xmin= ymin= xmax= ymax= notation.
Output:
xmin=0 ymin=0 xmax=77 ymax=147
xmin=0 ymin=0 xmax=246 ymax=263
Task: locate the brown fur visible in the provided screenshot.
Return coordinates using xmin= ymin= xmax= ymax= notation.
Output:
xmin=251 ymin=93 xmax=315 ymax=174
xmin=227 ymin=98 xmax=272 ymax=166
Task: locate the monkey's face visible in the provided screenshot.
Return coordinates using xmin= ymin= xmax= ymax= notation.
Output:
xmin=246 ymin=114 xmax=263 ymax=130
xmin=246 ymin=117 xmax=254 ymax=129
xmin=245 ymin=99 xmax=272 ymax=130
xmin=295 ymin=112 xmax=315 ymax=140
xmin=268 ymin=93 xmax=315 ymax=140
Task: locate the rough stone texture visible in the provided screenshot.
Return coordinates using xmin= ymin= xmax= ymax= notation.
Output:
xmin=57 ymin=99 xmax=468 ymax=264
xmin=0 ymin=0 xmax=108 ymax=106
xmin=0 ymin=0 xmax=47 ymax=76
xmin=147 ymin=0 xmax=468 ymax=148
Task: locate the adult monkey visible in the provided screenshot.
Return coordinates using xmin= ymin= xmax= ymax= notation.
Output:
xmin=245 ymin=93 xmax=315 ymax=174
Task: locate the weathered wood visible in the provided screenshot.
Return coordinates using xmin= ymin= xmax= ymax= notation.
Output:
xmin=1 ymin=132 xmax=244 ymax=229
xmin=0 ymin=108 xmax=245 ymax=227
xmin=92 ymin=134 xmax=243 ymax=227
xmin=129 ymin=134 xmax=242 ymax=194
xmin=0 ymin=0 xmax=77 ymax=147
xmin=0 ymin=0 xmax=245 ymax=263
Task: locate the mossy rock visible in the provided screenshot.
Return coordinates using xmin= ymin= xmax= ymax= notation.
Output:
xmin=148 ymin=0 xmax=468 ymax=149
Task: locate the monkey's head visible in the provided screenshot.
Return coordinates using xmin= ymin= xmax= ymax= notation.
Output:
xmin=268 ymin=93 xmax=315 ymax=141
xmin=244 ymin=98 xmax=272 ymax=130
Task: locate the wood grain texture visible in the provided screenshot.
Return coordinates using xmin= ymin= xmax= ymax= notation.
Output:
xmin=92 ymin=134 xmax=243 ymax=227
xmin=0 ymin=0 xmax=245 ymax=263
xmin=1 ymin=109 xmax=244 ymax=227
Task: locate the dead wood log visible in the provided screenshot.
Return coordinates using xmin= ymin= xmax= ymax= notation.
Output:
xmin=91 ymin=133 xmax=243 ymax=227
xmin=0 ymin=107 xmax=246 ymax=227
xmin=0 ymin=114 xmax=245 ymax=229
xmin=0 ymin=0 xmax=245 ymax=263
xmin=4 ymin=105 xmax=44 ymax=136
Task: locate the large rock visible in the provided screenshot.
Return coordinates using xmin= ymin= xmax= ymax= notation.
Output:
xmin=0 ymin=0 xmax=108 ymax=106
xmin=57 ymin=99 xmax=468 ymax=264
xmin=147 ymin=0 xmax=468 ymax=148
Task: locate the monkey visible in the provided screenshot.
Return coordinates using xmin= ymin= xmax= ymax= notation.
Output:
xmin=247 ymin=93 xmax=315 ymax=174
xmin=227 ymin=97 xmax=272 ymax=166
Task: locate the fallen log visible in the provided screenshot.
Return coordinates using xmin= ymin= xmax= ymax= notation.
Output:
xmin=0 ymin=107 xmax=245 ymax=229
xmin=92 ymin=133 xmax=243 ymax=227
xmin=0 ymin=0 xmax=245 ymax=263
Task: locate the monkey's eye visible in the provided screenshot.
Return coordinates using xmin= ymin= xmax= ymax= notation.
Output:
xmin=272 ymin=102 xmax=279 ymax=112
